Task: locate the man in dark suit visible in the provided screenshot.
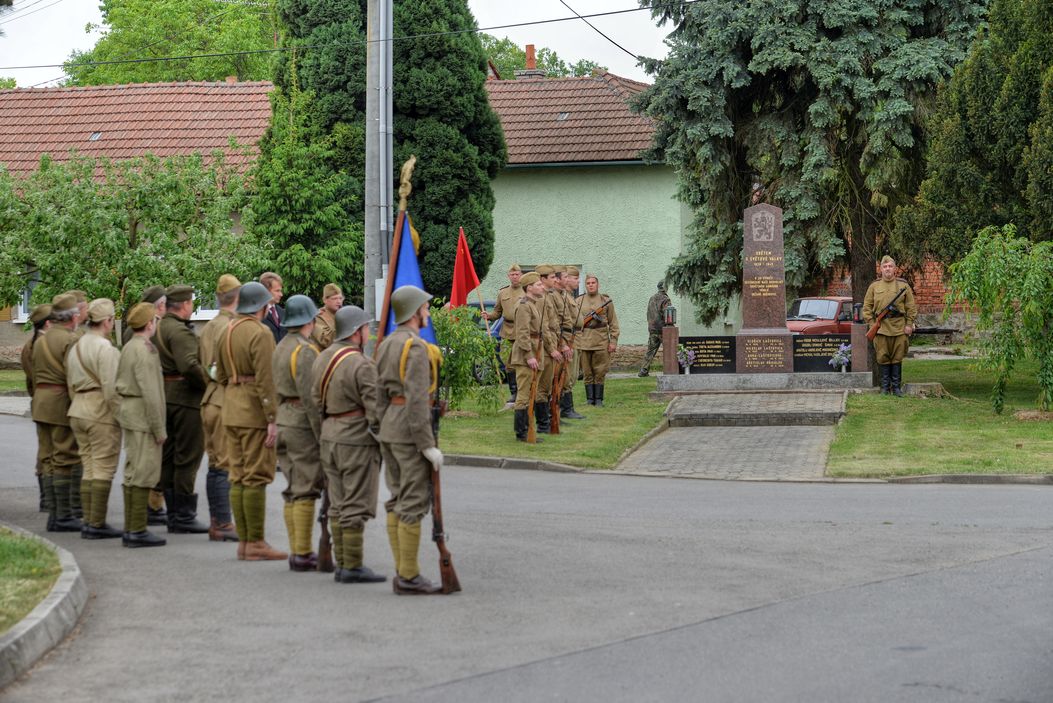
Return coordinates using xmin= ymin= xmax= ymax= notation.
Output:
xmin=259 ymin=272 xmax=286 ymax=343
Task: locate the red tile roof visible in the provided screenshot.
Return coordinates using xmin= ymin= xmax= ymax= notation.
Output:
xmin=484 ymin=71 xmax=655 ymax=165
xmin=0 ymin=81 xmax=274 ymax=178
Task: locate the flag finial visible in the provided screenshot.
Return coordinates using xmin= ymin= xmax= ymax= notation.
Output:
xmin=398 ymin=155 xmax=417 ymax=212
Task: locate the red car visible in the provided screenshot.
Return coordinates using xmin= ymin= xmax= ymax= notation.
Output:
xmin=786 ymin=296 xmax=854 ymax=334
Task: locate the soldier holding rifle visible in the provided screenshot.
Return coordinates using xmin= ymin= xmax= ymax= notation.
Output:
xmin=510 ymin=272 xmax=546 ymax=442
xmin=863 ymin=255 xmax=918 ymax=396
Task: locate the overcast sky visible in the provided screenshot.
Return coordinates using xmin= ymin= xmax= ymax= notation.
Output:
xmin=0 ymin=0 xmax=672 ymax=88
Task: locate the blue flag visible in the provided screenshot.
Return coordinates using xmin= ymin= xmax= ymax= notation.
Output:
xmin=385 ymin=213 xmax=437 ymax=343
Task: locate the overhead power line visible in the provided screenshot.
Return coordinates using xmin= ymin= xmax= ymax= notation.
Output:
xmin=557 ymin=0 xmax=640 ymax=61
xmin=0 ymin=0 xmax=68 ymax=26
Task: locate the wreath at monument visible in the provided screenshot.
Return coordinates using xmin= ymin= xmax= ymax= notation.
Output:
xmin=828 ymin=343 xmax=852 ymax=371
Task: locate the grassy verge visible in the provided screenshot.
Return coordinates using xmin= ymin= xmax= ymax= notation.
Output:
xmin=0 ymin=369 xmax=25 ymax=394
xmin=0 ymin=527 xmax=61 ymax=634
xmin=828 ymin=358 xmax=1053 ymax=477
xmin=440 ymin=377 xmax=667 ymax=469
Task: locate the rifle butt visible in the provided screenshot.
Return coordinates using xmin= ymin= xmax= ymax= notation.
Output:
xmin=866 ymin=324 xmax=879 ymax=342
xmin=439 ymin=551 xmax=462 ymax=594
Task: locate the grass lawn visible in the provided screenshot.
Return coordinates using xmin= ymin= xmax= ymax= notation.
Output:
xmin=828 ymin=358 xmax=1053 ymax=477
xmin=440 ymin=377 xmax=667 ymax=469
xmin=0 ymin=527 xmax=61 ymax=634
xmin=0 ymin=369 xmax=25 ymax=394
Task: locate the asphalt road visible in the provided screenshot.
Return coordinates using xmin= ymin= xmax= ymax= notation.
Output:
xmin=1 ymin=413 xmax=1051 ymax=702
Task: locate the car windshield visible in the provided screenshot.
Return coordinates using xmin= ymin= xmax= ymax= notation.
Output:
xmin=787 ymin=299 xmax=838 ymax=319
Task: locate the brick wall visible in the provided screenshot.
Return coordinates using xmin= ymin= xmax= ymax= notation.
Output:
xmin=802 ymin=259 xmax=964 ymax=314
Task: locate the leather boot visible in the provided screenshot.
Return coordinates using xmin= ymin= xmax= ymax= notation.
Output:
xmin=147 ymin=488 xmax=167 ymax=525
xmin=80 ymin=478 xmax=92 ymax=534
xmin=243 ymin=485 xmax=287 ymax=561
xmin=169 ymin=493 xmax=210 ymax=534
xmin=229 ymin=483 xmax=248 ymax=558
xmin=892 ymin=363 xmax=904 ymax=397
xmin=43 ymin=474 xmax=56 ymax=531
xmin=83 ymin=479 xmax=122 ymax=539
xmin=514 ymin=408 xmax=528 ymax=441
xmin=585 ymin=383 xmax=595 ymax=405
xmin=38 ymin=475 xmax=46 ymax=513
xmin=594 ymin=384 xmax=605 ymax=407
xmin=507 ymin=375 xmax=518 ymax=405
xmin=123 ymin=486 xmax=166 ymax=548
xmin=50 ymin=471 xmax=82 ymax=532
xmin=394 ymin=521 xmax=440 ymax=595
xmin=560 ymin=391 xmax=585 ymax=420
xmin=880 ymin=364 xmax=891 ymax=394
xmin=339 ymin=528 xmax=386 ymax=583
xmin=535 ymin=401 xmax=550 ymax=434
xmin=70 ymin=464 xmax=83 ymax=519
xmin=206 ymin=469 xmax=238 ymax=541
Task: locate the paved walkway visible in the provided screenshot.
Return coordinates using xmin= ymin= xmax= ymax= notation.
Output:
xmin=0 ymin=395 xmax=29 ymax=417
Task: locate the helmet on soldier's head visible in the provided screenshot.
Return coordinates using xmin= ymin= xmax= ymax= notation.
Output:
xmin=391 ymin=285 xmax=432 ymax=324
xmin=282 ymin=295 xmax=318 ymax=328
xmin=236 ymin=281 xmax=271 ymax=314
xmin=335 ymin=305 xmax=372 ymax=341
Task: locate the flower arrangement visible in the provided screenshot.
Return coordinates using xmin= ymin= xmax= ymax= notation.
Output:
xmin=828 ymin=342 xmax=851 ymax=370
xmin=676 ymin=343 xmax=696 ymax=372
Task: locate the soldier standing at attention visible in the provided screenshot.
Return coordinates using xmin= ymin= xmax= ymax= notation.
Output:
xmin=215 ymin=281 xmax=286 ymax=561
xmin=312 ymin=305 xmax=386 ymax=584
xmin=863 ymin=255 xmax=918 ymax=396
xmin=155 ymin=285 xmax=210 ymax=534
xmin=32 ymin=294 xmax=82 ymax=532
xmin=555 ymin=266 xmax=585 ymax=420
xmin=67 ymin=290 xmax=89 ymax=340
xmin=376 ymin=285 xmax=444 ymax=595
xmin=122 ymin=285 xmax=166 ymax=347
xmin=532 ymin=265 xmax=563 ymax=433
xmin=22 ymin=304 xmax=51 ymax=513
xmin=116 ymin=303 xmax=168 ymax=548
xmin=311 ymin=283 xmax=344 ymax=350
xmin=274 ymin=294 xmax=325 ymax=571
xmin=639 ymin=281 xmax=671 ymax=376
xmin=67 ymin=299 xmax=123 ymax=539
xmin=198 ymin=274 xmax=241 ymax=542
xmin=488 ymin=264 xmax=523 ymax=405
xmin=510 ymin=272 xmax=546 ymax=441
xmin=575 ymin=274 xmax=620 ymax=407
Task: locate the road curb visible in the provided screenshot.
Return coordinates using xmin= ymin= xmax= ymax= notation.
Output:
xmin=0 ymin=522 xmax=88 ymax=691
xmin=886 ymin=474 xmax=1053 ymax=485
xmin=446 ymin=454 xmax=582 ymax=473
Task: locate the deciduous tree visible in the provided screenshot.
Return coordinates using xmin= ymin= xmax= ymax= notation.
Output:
xmin=479 ymin=34 xmax=603 ymax=80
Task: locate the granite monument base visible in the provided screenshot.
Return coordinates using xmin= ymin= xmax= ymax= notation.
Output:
xmin=735 ymin=329 xmax=793 ymax=373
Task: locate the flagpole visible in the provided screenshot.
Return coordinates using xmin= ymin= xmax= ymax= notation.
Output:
xmin=376 ymin=155 xmax=416 ymax=352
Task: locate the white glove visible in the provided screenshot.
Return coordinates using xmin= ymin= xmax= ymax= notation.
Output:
xmin=422 ymin=447 xmax=443 ymax=472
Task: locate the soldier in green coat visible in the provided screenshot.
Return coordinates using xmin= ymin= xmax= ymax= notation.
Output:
xmin=21 ymin=303 xmax=51 ymax=513
xmin=487 ymin=263 xmax=523 ymax=404
xmin=863 ymin=255 xmax=918 ymax=396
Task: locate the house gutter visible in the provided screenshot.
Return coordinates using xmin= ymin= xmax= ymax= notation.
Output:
xmin=504 ymin=160 xmax=654 ymax=169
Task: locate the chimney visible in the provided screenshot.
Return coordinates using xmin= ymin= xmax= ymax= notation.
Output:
xmin=225 ymin=75 xmax=237 ymax=84
xmin=514 ymin=44 xmax=546 ymax=80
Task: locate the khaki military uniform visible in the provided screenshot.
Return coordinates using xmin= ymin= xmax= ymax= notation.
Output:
xmin=312 ymin=309 xmax=337 ymax=350
xmin=67 ymin=332 xmax=121 ymax=483
xmin=154 ymin=313 xmax=209 ymax=496
xmin=536 ymin=289 xmax=564 ymax=403
xmin=312 ymin=340 xmax=382 ymax=572
xmin=199 ymin=309 xmax=235 ymax=472
xmin=31 ymin=326 xmax=79 ymax=476
xmin=22 ymin=334 xmax=50 ymax=482
xmin=863 ymin=278 xmax=918 ymax=365
xmin=274 ymin=334 xmax=323 ymax=502
xmin=562 ymin=290 xmax=582 ymax=393
xmin=511 ymin=296 xmax=543 ymax=412
xmin=491 ymin=283 xmax=522 ymax=371
xmin=116 ymin=336 xmax=167 ymax=488
xmin=575 ymin=293 xmax=619 ymax=384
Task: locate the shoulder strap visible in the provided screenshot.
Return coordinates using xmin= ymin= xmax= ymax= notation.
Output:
xmin=225 ymin=318 xmax=255 ymax=384
xmin=74 ymin=338 xmax=103 ymax=388
xmin=319 ymin=346 xmax=359 ymax=414
xmin=399 ymin=337 xmax=441 ymax=394
xmin=290 ymin=339 xmax=321 ymax=383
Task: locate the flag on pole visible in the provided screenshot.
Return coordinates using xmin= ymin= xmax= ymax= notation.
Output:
xmin=449 ymin=227 xmax=481 ymax=308
xmin=385 ymin=212 xmax=437 ymax=344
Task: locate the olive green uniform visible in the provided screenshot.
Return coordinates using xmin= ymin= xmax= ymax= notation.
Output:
xmin=154 ymin=313 xmax=209 ymax=496
xmin=32 ymin=325 xmax=80 ymax=525
xmin=491 ymin=283 xmax=523 ymax=396
xmin=537 ymin=289 xmax=564 ymax=403
xmin=199 ymin=310 xmax=235 ymax=475
xmin=376 ymin=325 xmax=439 ymax=581
xmin=562 ymin=289 xmax=581 ymax=393
xmin=22 ymin=334 xmax=50 ymax=489
xmin=862 ymin=278 xmax=918 ymax=365
xmin=312 ymin=309 xmax=336 ymax=350
xmin=312 ymin=341 xmax=382 ymax=571
xmin=576 ymin=293 xmax=619 ymax=406
xmin=511 ymin=296 xmax=544 ymax=412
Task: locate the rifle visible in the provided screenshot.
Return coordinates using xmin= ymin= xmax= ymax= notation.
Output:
xmin=548 ymin=291 xmax=581 ymax=433
xmin=526 ymin=299 xmax=546 ymax=444
xmin=866 ymin=288 xmax=908 ymax=342
xmin=581 ymin=299 xmax=612 ymax=329
xmin=430 ymin=373 xmax=460 ymax=593
xmin=317 ymin=487 xmax=334 ymax=572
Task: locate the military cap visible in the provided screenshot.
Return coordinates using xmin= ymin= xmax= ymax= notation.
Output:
xmin=87 ymin=298 xmax=115 ymax=322
xmin=507 ymin=263 xmax=522 ymax=273
xmin=391 ymin=285 xmax=432 ymax=324
xmin=564 ymin=266 xmax=579 ymax=276
xmin=127 ymin=302 xmax=156 ymax=330
xmin=237 ymin=281 xmax=271 ymax=314
xmin=65 ymin=289 xmax=88 ymax=303
xmin=165 ymin=284 xmax=194 ymax=304
xmin=51 ymin=293 xmax=77 ymax=313
xmin=880 ymin=255 xmax=896 ymax=266
xmin=282 ymin=295 xmax=318 ymax=328
xmin=30 ymin=304 xmax=52 ymax=324
xmin=323 ymin=283 xmax=343 ymax=300
xmin=335 ymin=305 xmax=371 ymax=341
xmin=140 ymin=285 xmax=167 ymax=304
xmin=216 ymin=274 xmax=241 ymax=294
xmin=520 ymin=271 xmax=541 ymax=286
xmin=553 ymin=265 xmax=566 ymax=275
xmin=535 ymin=264 xmax=554 ymax=276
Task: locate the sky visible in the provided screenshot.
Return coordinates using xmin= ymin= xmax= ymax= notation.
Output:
xmin=0 ymin=0 xmax=673 ymax=88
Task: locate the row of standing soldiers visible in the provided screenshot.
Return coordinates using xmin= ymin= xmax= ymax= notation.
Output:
xmin=22 ymin=277 xmax=451 ymax=594
xmin=489 ymin=264 xmax=620 ymax=442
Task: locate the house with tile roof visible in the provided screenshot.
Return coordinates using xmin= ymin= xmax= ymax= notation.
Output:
xmin=481 ymin=65 xmax=728 ymax=344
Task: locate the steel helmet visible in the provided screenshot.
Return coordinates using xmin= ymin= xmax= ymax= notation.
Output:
xmin=282 ymin=295 xmax=318 ymax=328
xmin=334 ymin=305 xmax=372 ymax=341
xmin=390 ymin=285 xmax=432 ymax=324
xmin=236 ymin=281 xmax=272 ymax=314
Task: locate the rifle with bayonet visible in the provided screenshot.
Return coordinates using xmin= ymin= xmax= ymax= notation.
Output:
xmin=526 ymin=298 xmax=546 ymax=444
xmin=866 ymin=288 xmax=908 ymax=342
xmin=430 ymin=355 xmax=459 ymax=594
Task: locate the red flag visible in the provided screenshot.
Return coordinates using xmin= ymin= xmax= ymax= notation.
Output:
xmin=449 ymin=227 xmax=481 ymax=307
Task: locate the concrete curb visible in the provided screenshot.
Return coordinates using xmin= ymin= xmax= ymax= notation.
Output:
xmin=0 ymin=522 xmax=88 ymax=691
xmin=446 ymin=454 xmax=582 ymax=474
xmin=886 ymin=474 xmax=1053 ymax=485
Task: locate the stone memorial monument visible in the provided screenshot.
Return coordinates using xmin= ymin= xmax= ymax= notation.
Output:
xmin=735 ymin=203 xmax=793 ymax=373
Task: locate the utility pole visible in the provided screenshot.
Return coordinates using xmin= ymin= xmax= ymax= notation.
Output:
xmin=364 ymin=0 xmax=394 ymax=328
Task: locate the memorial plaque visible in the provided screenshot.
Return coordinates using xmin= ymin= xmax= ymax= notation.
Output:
xmin=793 ymin=334 xmax=851 ymax=373
xmin=736 ymin=203 xmax=793 ymax=373
xmin=679 ymin=336 xmax=735 ymax=374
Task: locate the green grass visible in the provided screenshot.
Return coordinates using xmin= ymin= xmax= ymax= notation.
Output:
xmin=0 ymin=527 xmax=61 ymax=634
xmin=0 ymin=369 xmax=25 ymax=393
xmin=828 ymin=358 xmax=1053 ymax=477
xmin=440 ymin=377 xmax=667 ymax=469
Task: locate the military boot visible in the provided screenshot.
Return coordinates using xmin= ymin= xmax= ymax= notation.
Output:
xmin=229 ymin=483 xmax=248 ymax=559
xmin=339 ymin=527 xmax=386 ymax=583
xmin=206 ymin=468 xmax=238 ymax=542
xmin=83 ymin=479 xmax=122 ymax=539
xmin=38 ymin=475 xmax=46 ymax=513
xmin=147 ymin=488 xmax=167 ymax=525
xmin=535 ymin=401 xmax=551 ymax=433
xmin=514 ymin=409 xmax=528 ymax=441
xmin=880 ymin=364 xmax=892 ymax=394
xmin=289 ymin=500 xmax=318 ymax=572
xmin=891 ymin=363 xmax=904 ymax=397
xmin=585 ymin=384 xmax=595 ymax=405
xmin=560 ymin=391 xmax=585 ymax=420
xmin=50 ymin=470 xmax=82 ymax=532
xmin=242 ymin=486 xmax=287 ymax=561
xmin=594 ymin=384 xmax=605 ymax=407
xmin=70 ymin=464 xmax=84 ymax=520
xmin=507 ymin=375 xmax=518 ymax=405
xmin=331 ymin=521 xmax=346 ymax=582
xmin=393 ymin=521 xmax=440 ymax=595
xmin=169 ymin=493 xmax=210 ymax=534
xmin=42 ymin=474 xmax=56 ymax=531
xmin=123 ymin=486 xmax=167 ymax=548
xmin=79 ymin=478 xmax=92 ymax=535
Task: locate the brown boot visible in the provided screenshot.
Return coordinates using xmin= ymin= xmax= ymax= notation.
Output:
xmin=209 ymin=518 xmax=239 ymax=542
xmin=244 ymin=540 xmax=289 ymax=561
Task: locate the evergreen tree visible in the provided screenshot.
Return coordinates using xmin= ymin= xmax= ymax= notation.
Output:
xmin=635 ymin=1 xmax=986 ymax=324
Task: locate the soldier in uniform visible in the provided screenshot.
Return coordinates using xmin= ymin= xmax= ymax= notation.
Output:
xmin=198 ymin=274 xmax=241 ymax=542
xmin=575 ymin=274 xmax=620 ymax=407
xmin=311 ymin=305 xmax=386 ymax=584
xmin=510 ymin=272 xmax=546 ymax=441
xmin=376 ymin=285 xmax=445 ymax=595
xmin=863 ymin=255 xmax=918 ymax=396
xmin=215 ymin=281 xmax=287 ymax=561
xmin=556 ymin=266 xmax=585 ymax=420
xmin=274 ymin=294 xmax=325 ymax=571
xmin=311 ymin=283 xmax=344 ymax=350
xmin=22 ymin=304 xmax=51 ymax=512
xmin=67 ymin=299 xmax=123 ymax=539
xmin=533 ymin=265 xmax=567 ymax=432
xmin=155 ymin=284 xmax=210 ymax=534
xmin=32 ymin=293 xmax=82 ymax=532
xmin=116 ymin=302 xmax=168 ymax=548
xmin=639 ymin=281 xmax=671 ymax=376
xmin=488 ymin=264 xmax=523 ymax=404
xmin=67 ymin=290 xmax=89 ymax=340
